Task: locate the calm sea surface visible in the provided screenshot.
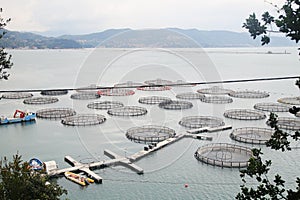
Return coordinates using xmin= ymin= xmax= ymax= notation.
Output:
xmin=0 ymin=47 xmax=300 ymax=199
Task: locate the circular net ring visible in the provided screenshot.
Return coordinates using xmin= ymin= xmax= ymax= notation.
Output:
xmin=229 ymin=90 xmax=269 ymax=98
xmin=23 ymin=97 xmax=59 ymax=105
xmin=267 ymin=117 xmax=300 ymax=131
xmin=126 ymin=125 xmax=176 ymax=144
xmin=61 ymin=114 xmax=106 ymax=126
xmin=278 ymin=97 xmax=300 ymax=105
xmin=97 ymin=88 xmax=135 ymax=96
xmin=254 ymin=102 xmax=290 ymax=112
xmin=179 ymin=116 xmax=225 ymax=129
xmin=137 ymin=85 xmax=171 ymax=91
xmin=41 ymin=90 xmax=68 ymax=96
xmin=108 ymin=106 xmax=147 ymax=116
xmin=87 ymin=101 xmax=124 ymax=110
xmin=144 ymin=78 xmax=173 ymax=85
xmin=138 ymin=96 xmax=171 ymax=104
xmin=200 ymin=96 xmax=233 ymax=104
xmin=114 ymin=81 xmax=144 ymax=88
xmin=159 ymin=100 xmax=193 ymax=110
xmin=197 ymin=86 xmax=234 ymax=95
xmin=176 ymin=92 xmax=205 ymax=100
xmin=230 ymin=127 xmax=273 ymax=144
xmin=70 ymin=92 xmax=100 ymax=100
xmin=2 ymin=92 xmax=33 ymax=99
xmin=224 ymin=109 xmax=266 ymax=120
xmin=36 ymin=108 xmax=76 ymax=119
xmin=194 ymin=143 xmax=253 ymax=168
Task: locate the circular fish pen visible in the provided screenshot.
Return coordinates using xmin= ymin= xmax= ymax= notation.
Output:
xmin=224 ymin=109 xmax=266 ymax=120
xmin=201 ymin=96 xmax=233 ymax=104
xmin=70 ymin=92 xmax=100 ymax=100
xmin=278 ymin=97 xmax=300 ymax=105
xmin=23 ymin=97 xmax=59 ymax=105
xmin=97 ymin=88 xmax=135 ymax=96
xmin=137 ymin=85 xmax=171 ymax=91
xmin=158 ymin=100 xmax=193 ymax=110
xmin=76 ymin=84 xmax=98 ymax=93
xmin=126 ymin=125 xmax=176 ymax=144
xmin=176 ymin=92 xmax=205 ymax=100
xmin=268 ymin=117 xmax=300 ymax=131
xmin=108 ymin=106 xmax=147 ymax=116
xmin=179 ymin=116 xmax=225 ymax=129
xmin=230 ymin=127 xmax=273 ymax=144
xmin=197 ymin=86 xmax=233 ymax=95
xmin=138 ymin=96 xmax=171 ymax=104
xmin=36 ymin=108 xmax=76 ymax=119
xmin=114 ymin=81 xmax=144 ymax=88
xmin=87 ymin=101 xmax=124 ymax=110
xmin=41 ymin=90 xmax=68 ymax=96
xmin=2 ymin=92 xmax=33 ymax=99
xmin=61 ymin=114 xmax=106 ymax=126
xmin=172 ymin=80 xmax=195 ymax=87
xmin=254 ymin=102 xmax=290 ymax=112
xmin=144 ymin=78 xmax=173 ymax=85
xmin=229 ymin=90 xmax=269 ymax=98
xmin=194 ymin=143 xmax=252 ymax=168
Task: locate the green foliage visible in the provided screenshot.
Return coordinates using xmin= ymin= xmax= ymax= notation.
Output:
xmin=0 ymin=8 xmax=12 ymax=80
xmin=0 ymin=154 xmax=67 ymax=200
xmin=243 ymin=0 xmax=300 ymax=45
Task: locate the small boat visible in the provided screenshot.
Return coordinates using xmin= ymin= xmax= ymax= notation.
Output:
xmin=64 ymin=172 xmax=94 ymax=186
xmin=29 ymin=158 xmax=43 ymax=171
xmin=0 ymin=110 xmax=36 ymax=125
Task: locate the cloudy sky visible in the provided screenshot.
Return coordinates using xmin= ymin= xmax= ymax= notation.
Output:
xmin=1 ymin=0 xmax=283 ymax=36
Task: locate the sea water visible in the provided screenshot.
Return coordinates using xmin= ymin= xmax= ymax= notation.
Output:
xmin=0 ymin=47 xmax=299 ymax=199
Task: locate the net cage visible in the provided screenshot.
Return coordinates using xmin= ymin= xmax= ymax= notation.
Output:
xmin=108 ymin=106 xmax=147 ymax=116
xmin=176 ymin=92 xmax=205 ymax=100
xmin=137 ymin=84 xmax=171 ymax=91
xmin=36 ymin=108 xmax=76 ymax=119
xmin=70 ymin=92 xmax=100 ymax=100
xmin=171 ymin=80 xmax=196 ymax=87
xmin=267 ymin=117 xmax=300 ymax=131
xmin=87 ymin=101 xmax=124 ymax=110
xmin=97 ymin=88 xmax=135 ymax=96
xmin=278 ymin=97 xmax=300 ymax=105
xmin=126 ymin=125 xmax=176 ymax=144
xmin=114 ymin=81 xmax=144 ymax=88
xmin=201 ymin=96 xmax=233 ymax=104
xmin=224 ymin=109 xmax=266 ymax=120
xmin=75 ymin=84 xmax=98 ymax=93
xmin=179 ymin=116 xmax=225 ymax=129
xmin=194 ymin=143 xmax=253 ymax=168
xmin=144 ymin=78 xmax=173 ymax=85
xmin=2 ymin=92 xmax=33 ymax=99
xmin=61 ymin=114 xmax=106 ymax=126
xmin=229 ymin=90 xmax=269 ymax=98
xmin=254 ymin=102 xmax=290 ymax=112
xmin=197 ymin=86 xmax=234 ymax=95
xmin=158 ymin=100 xmax=193 ymax=110
xmin=23 ymin=97 xmax=59 ymax=105
xmin=138 ymin=96 xmax=171 ymax=105
xmin=41 ymin=90 xmax=68 ymax=96
xmin=230 ymin=127 xmax=273 ymax=144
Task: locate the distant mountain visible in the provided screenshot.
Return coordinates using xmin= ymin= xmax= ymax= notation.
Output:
xmin=0 ymin=30 xmax=81 ymax=49
xmin=0 ymin=28 xmax=296 ymax=49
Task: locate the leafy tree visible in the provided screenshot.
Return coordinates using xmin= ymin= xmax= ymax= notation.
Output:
xmin=238 ymin=1 xmax=300 ymax=199
xmin=243 ymin=0 xmax=300 ymax=46
xmin=0 ymin=8 xmax=12 ymax=80
xmin=0 ymin=154 xmax=67 ymax=200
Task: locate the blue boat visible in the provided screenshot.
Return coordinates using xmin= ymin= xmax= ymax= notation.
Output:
xmin=0 ymin=110 xmax=36 ymax=125
xmin=29 ymin=158 xmax=43 ymax=171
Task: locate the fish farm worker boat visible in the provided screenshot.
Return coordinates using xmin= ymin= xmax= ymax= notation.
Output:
xmin=0 ymin=110 xmax=36 ymax=125
xmin=64 ymin=171 xmax=94 ymax=186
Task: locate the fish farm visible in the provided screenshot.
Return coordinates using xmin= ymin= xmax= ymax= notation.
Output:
xmin=87 ymin=101 xmax=124 ymax=110
xmin=107 ymin=106 xmax=148 ymax=116
xmin=230 ymin=127 xmax=273 ymax=144
xmin=41 ymin=90 xmax=68 ymax=96
xmin=97 ymin=88 xmax=135 ymax=96
xmin=23 ymin=97 xmax=59 ymax=105
xmin=61 ymin=114 xmax=106 ymax=126
xmin=200 ymin=96 xmax=233 ymax=104
xmin=70 ymin=92 xmax=100 ymax=100
xmin=197 ymin=86 xmax=233 ymax=95
xmin=2 ymin=92 xmax=33 ymax=99
xmin=254 ymin=102 xmax=290 ymax=112
xmin=229 ymin=90 xmax=269 ymax=98
xmin=175 ymin=92 xmax=205 ymax=100
xmin=36 ymin=108 xmax=76 ymax=119
xmin=138 ymin=96 xmax=171 ymax=104
xmin=224 ymin=109 xmax=266 ymax=120
xmin=179 ymin=116 xmax=225 ymax=129
xmin=158 ymin=100 xmax=193 ymax=110
xmin=278 ymin=97 xmax=300 ymax=105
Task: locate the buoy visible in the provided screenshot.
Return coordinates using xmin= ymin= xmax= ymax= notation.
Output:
xmin=184 ymin=184 xmax=188 ymax=188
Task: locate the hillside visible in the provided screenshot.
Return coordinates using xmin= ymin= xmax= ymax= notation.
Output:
xmin=0 ymin=28 xmax=296 ymax=49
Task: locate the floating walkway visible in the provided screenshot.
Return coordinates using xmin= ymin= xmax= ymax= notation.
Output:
xmin=45 ymin=125 xmax=231 ymax=184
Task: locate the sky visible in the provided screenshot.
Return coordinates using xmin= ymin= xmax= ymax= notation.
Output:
xmin=1 ymin=0 xmax=284 ymax=36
